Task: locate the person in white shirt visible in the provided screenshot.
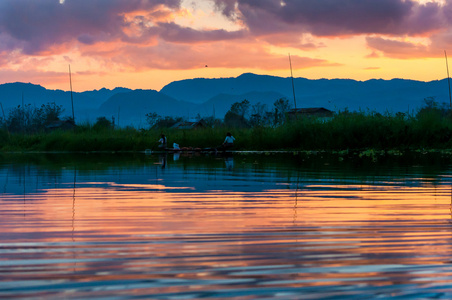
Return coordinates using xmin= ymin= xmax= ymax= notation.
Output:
xmin=223 ymin=132 xmax=235 ymax=147
xmin=216 ymin=132 xmax=235 ymax=152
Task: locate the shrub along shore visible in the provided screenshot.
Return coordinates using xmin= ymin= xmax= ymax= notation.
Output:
xmin=1 ymin=106 xmax=452 ymax=153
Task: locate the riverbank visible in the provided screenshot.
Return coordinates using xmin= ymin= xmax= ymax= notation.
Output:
xmin=1 ymin=108 xmax=452 ymax=152
xmin=3 ymin=148 xmax=452 ymax=167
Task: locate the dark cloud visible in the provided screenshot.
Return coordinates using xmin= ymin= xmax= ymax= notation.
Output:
xmin=213 ymin=0 xmax=448 ymax=37
xmin=0 ymin=0 xmax=249 ymax=55
xmin=213 ymin=0 xmax=238 ymax=18
xmin=2 ymin=0 xmax=447 ymax=58
xmin=0 ymin=0 xmax=182 ymax=54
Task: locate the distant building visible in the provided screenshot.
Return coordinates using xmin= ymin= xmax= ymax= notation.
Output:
xmin=288 ymin=107 xmax=334 ymax=121
xmin=170 ymin=119 xmax=207 ymax=130
xmin=45 ymin=120 xmax=77 ymax=131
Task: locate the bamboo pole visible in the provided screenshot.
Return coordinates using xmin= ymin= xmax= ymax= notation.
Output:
xmin=289 ymin=53 xmax=297 ymax=110
xmin=22 ymin=92 xmax=25 ymax=132
xmin=0 ymin=102 xmax=5 ymax=120
xmin=0 ymin=102 xmax=9 ymax=136
xmin=445 ymin=50 xmax=452 ymax=109
xmin=69 ymin=65 xmax=75 ymax=121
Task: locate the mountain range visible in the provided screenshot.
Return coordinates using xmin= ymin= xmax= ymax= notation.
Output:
xmin=0 ymin=73 xmax=450 ymax=127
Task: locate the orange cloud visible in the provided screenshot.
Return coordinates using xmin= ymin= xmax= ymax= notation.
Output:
xmin=76 ymin=38 xmax=336 ymax=72
xmin=366 ymin=36 xmax=436 ymax=59
xmin=259 ymin=33 xmax=324 ymax=50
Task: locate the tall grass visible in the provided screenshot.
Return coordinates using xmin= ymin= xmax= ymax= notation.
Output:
xmin=2 ymin=109 xmax=452 ymax=152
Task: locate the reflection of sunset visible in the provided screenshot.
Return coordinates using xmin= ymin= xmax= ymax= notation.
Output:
xmin=2 ymin=182 xmax=452 ymax=236
xmin=2 ymin=169 xmax=452 ymax=298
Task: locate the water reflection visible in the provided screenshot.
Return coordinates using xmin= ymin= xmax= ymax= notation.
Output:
xmin=1 ymin=153 xmax=452 ymax=299
xmin=224 ymin=156 xmax=234 ymax=170
xmin=160 ymin=154 xmax=167 ymax=169
xmin=173 ymin=152 xmax=180 ymax=161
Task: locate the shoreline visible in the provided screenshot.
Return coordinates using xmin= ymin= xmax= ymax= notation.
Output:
xmin=1 ymin=148 xmax=452 ymax=156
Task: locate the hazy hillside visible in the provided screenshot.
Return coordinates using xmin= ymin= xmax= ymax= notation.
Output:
xmin=1 ymin=74 xmax=451 ymax=127
xmin=0 ymin=82 xmax=67 ymax=108
xmin=80 ymin=87 xmax=132 ymax=106
xmin=0 ymin=82 xmax=128 ymax=123
xmin=161 ymin=74 xmax=452 ymax=114
xmin=98 ymin=90 xmax=195 ymax=127
xmin=160 ymin=73 xmax=293 ymax=104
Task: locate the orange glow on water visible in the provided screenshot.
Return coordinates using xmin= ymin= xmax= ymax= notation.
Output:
xmin=3 ymin=182 xmax=452 ymax=238
xmin=2 ymin=163 xmax=452 ymax=298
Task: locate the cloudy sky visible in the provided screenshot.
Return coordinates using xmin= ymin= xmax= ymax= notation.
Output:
xmin=0 ymin=0 xmax=451 ymax=91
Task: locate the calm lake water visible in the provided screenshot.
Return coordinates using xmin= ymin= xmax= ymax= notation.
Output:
xmin=2 ymin=152 xmax=452 ymax=299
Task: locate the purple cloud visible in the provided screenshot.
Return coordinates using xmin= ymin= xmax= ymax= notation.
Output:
xmin=0 ymin=0 xmax=182 ymax=54
xmin=213 ymin=0 xmax=448 ymax=37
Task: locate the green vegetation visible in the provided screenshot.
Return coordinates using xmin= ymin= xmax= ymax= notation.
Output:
xmin=2 ymin=98 xmax=452 ymax=152
xmin=2 ymin=102 xmax=69 ymax=133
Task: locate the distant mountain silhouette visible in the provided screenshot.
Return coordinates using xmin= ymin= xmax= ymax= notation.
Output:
xmin=0 ymin=74 xmax=451 ymax=127
xmin=0 ymin=82 xmax=128 ymax=123
xmin=160 ymin=73 xmax=293 ymax=104
xmin=80 ymin=87 xmax=132 ymax=106
xmin=161 ymin=73 xmax=451 ymax=114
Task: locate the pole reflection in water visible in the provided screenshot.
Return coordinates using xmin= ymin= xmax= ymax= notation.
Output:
xmin=72 ymin=167 xmax=77 ymax=274
xmin=1 ymin=153 xmax=452 ymax=299
xmin=159 ymin=154 xmax=167 ymax=169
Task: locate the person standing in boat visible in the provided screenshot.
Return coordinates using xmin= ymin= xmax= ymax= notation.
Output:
xmin=158 ymin=134 xmax=167 ymax=149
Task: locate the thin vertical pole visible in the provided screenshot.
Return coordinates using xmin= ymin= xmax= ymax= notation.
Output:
xmin=0 ymin=102 xmax=5 ymax=120
xmin=445 ymin=50 xmax=452 ymax=109
xmin=289 ymin=53 xmax=297 ymax=110
xmin=69 ymin=65 xmax=75 ymax=121
xmin=117 ymin=106 xmax=120 ymax=128
xmin=22 ymin=92 xmax=25 ymax=131
xmin=0 ymin=102 xmax=8 ymax=135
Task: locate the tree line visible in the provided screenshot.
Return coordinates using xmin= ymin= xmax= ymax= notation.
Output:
xmin=2 ymin=97 xmax=452 ymax=152
xmin=0 ymin=103 xmax=70 ymax=133
xmin=146 ymin=98 xmax=292 ymax=129
xmin=0 ymin=97 xmax=295 ymax=133
xmin=0 ymin=102 xmax=120 ymax=133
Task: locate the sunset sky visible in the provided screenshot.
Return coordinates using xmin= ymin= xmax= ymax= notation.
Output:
xmin=0 ymin=0 xmax=451 ymax=92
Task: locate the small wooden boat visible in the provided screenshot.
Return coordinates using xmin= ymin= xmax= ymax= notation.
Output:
xmin=145 ymin=147 xmax=218 ymax=154
xmin=163 ymin=147 xmax=216 ymax=153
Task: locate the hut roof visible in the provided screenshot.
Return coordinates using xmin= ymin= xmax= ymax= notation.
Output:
xmin=171 ymin=119 xmax=207 ymax=129
xmin=288 ymin=107 xmax=333 ymax=116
